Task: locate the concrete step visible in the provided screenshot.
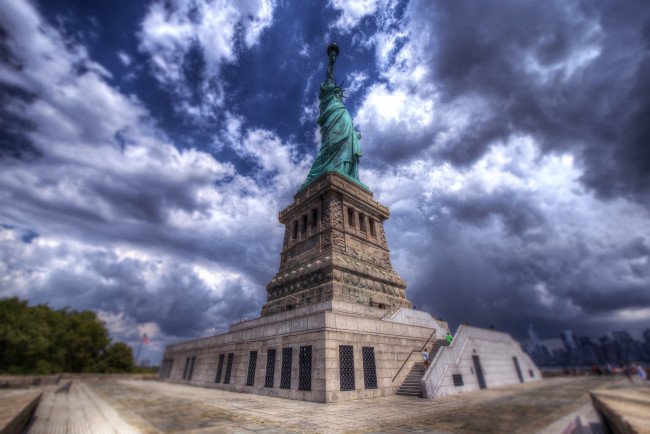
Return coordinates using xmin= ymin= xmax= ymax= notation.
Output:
xmin=396 ymin=361 xmax=426 ymax=398
xmin=396 ymin=391 xmax=422 ymax=397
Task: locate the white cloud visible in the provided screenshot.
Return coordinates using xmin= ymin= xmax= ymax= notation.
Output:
xmin=0 ymin=0 xmax=305 ymax=362
xmin=138 ymin=0 xmax=275 ymax=121
xmin=361 ymin=131 xmax=650 ymax=326
xmin=329 ymin=0 xmax=380 ymax=32
xmin=343 ymin=71 xmax=368 ymax=95
xmin=222 ymin=112 xmax=311 ymax=193
xmin=117 ymin=51 xmax=132 ymax=66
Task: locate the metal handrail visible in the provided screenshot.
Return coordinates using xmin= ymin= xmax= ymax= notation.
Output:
xmin=392 ymin=329 xmax=437 ymax=383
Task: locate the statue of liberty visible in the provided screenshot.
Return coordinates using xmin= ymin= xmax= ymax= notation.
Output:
xmin=299 ymin=43 xmax=367 ymax=191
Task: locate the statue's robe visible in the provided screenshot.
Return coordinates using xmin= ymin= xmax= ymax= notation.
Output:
xmin=299 ymin=82 xmax=362 ymax=191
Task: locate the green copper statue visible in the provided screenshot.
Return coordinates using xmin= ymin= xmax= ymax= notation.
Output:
xmin=299 ymin=43 xmax=367 ymax=191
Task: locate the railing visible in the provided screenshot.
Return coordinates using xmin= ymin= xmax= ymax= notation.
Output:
xmin=380 ymin=307 xmax=397 ymax=321
xmin=422 ymin=325 xmax=514 ymax=398
xmin=424 ymin=325 xmax=471 ymax=397
xmin=392 ymin=329 xmax=437 ymax=383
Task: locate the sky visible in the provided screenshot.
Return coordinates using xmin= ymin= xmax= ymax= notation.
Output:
xmin=1 ymin=0 xmax=649 ymax=364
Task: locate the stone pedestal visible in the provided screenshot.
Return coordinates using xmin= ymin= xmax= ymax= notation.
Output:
xmin=262 ymin=172 xmax=411 ymax=316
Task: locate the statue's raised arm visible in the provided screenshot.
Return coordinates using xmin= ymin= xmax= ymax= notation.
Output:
xmin=325 ymin=43 xmax=338 ymax=85
xmin=298 ymin=43 xmax=367 ymax=192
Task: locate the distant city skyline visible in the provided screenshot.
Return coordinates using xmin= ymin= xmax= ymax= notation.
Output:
xmin=524 ymin=323 xmax=650 ymax=367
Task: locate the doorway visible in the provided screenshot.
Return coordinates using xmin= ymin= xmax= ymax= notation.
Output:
xmin=472 ymin=355 xmax=486 ymax=389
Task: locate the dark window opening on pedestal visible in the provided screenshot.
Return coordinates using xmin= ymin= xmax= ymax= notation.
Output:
xmin=348 ymin=208 xmax=355 ymax=228
xmin=286 ymin=305 xmax=292 ymax=311
xmin=160 ymin=359 xmax=171 ymax=378
xmin=529 ymin=369 xmax=534 ymax=378
xmin=339 ymin=345 xmax=355 ymax=391
xmin=472 ymin=355 xmax=486 ymax=389
xmin=265 ymin=349 xmax=276 ymax=388
xmin=182 ymin=357 xmax=190 ymax=380
xmin=378 ymin=303 xmax=387 ymax=309
xmin=187 ymin=356 xmax=196 ymax=381
xmin=224 ymin=353 xmax=234 ymax=384
xmin=362 ymin=347 xmax=377 ymax=389
xmin=311 ymin=209 xmax=318 ymax=229
xmin=302 ymin=215 xmax=307 ymax=234
xmin=280 ymin=347 xmax=292 ymax=389
xmin=299 ymin=346 xmax=312 ymax=391
xmin=246 ymin=351 xmax=257 ymax=386
xmin=369 ymin=219 xmax=376 ymax=237
xmin=513 ymin=356 xmax=524 ymax=383
xmin=293 ymin=221 xmax=298 ymax=239
xmin=359 ymin=213 xmax=366 ymax=232
xmin=215 ymin=354 xmax=224 ymax=383
xmin=453 ymin=374 xmax=464 ymax=387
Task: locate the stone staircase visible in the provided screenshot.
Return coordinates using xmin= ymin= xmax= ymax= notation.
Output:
xmin=396 ymin=362 xmax=425 ymax=397
xmin=429 ymin=339 xmax=450 ymax=358
xmin=396 ymin=340 xmax=450 ymax=398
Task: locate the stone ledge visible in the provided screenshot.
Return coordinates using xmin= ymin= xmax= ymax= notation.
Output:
xmin=0 ymin=391 xmax=42 ymax=434
xmin=590 ymin=388 xmax=650 ymax=433
xmin=279 ymin=172 xmax=389 ymax=222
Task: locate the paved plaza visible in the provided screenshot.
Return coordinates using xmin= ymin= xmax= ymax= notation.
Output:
xmin=18 ymin=376 xmax=647 ymax=433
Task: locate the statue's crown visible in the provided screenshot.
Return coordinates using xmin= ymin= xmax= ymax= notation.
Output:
xmin=334 ymin=77 xmax=348 ymax=98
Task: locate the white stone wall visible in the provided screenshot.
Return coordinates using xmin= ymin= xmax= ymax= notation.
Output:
xmin=421 ymin=325 xmax=541 ymax=399
xmin=161 ymin=301 xmax=434 ymax=402
xmin=383 ymin=307 xmax=449 ymax=336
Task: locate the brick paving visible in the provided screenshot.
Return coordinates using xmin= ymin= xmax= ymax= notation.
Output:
xmin=22 ymin=376 xmax=644 ymax=433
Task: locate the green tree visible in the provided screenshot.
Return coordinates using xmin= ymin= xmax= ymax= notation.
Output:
xmin=0 ymin=297 xmax=133 ymax=375
xmin=0 ymin=298 xmax=51 ymax=374
xmin=99 ymin=342 xmax=134 ymax=373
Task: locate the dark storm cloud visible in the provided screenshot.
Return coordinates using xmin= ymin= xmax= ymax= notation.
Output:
xmin=385 ymin=193 xmax=650 ymax=343
xmin=0 ymin=81 xmax=40 ymax=159
xmin=345 ymin=0 xmax=650 ymax=342
xmin=411 ymin=0 xmax=650 ymax=203
xmin=22 ymin=247 xmax=260 ymax=339
xmin=447 ymin=192 xmax=546 ymax=237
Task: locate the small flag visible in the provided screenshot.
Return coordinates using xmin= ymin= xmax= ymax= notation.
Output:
xmin=143 ymin=333 xmax=149 ymax=345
